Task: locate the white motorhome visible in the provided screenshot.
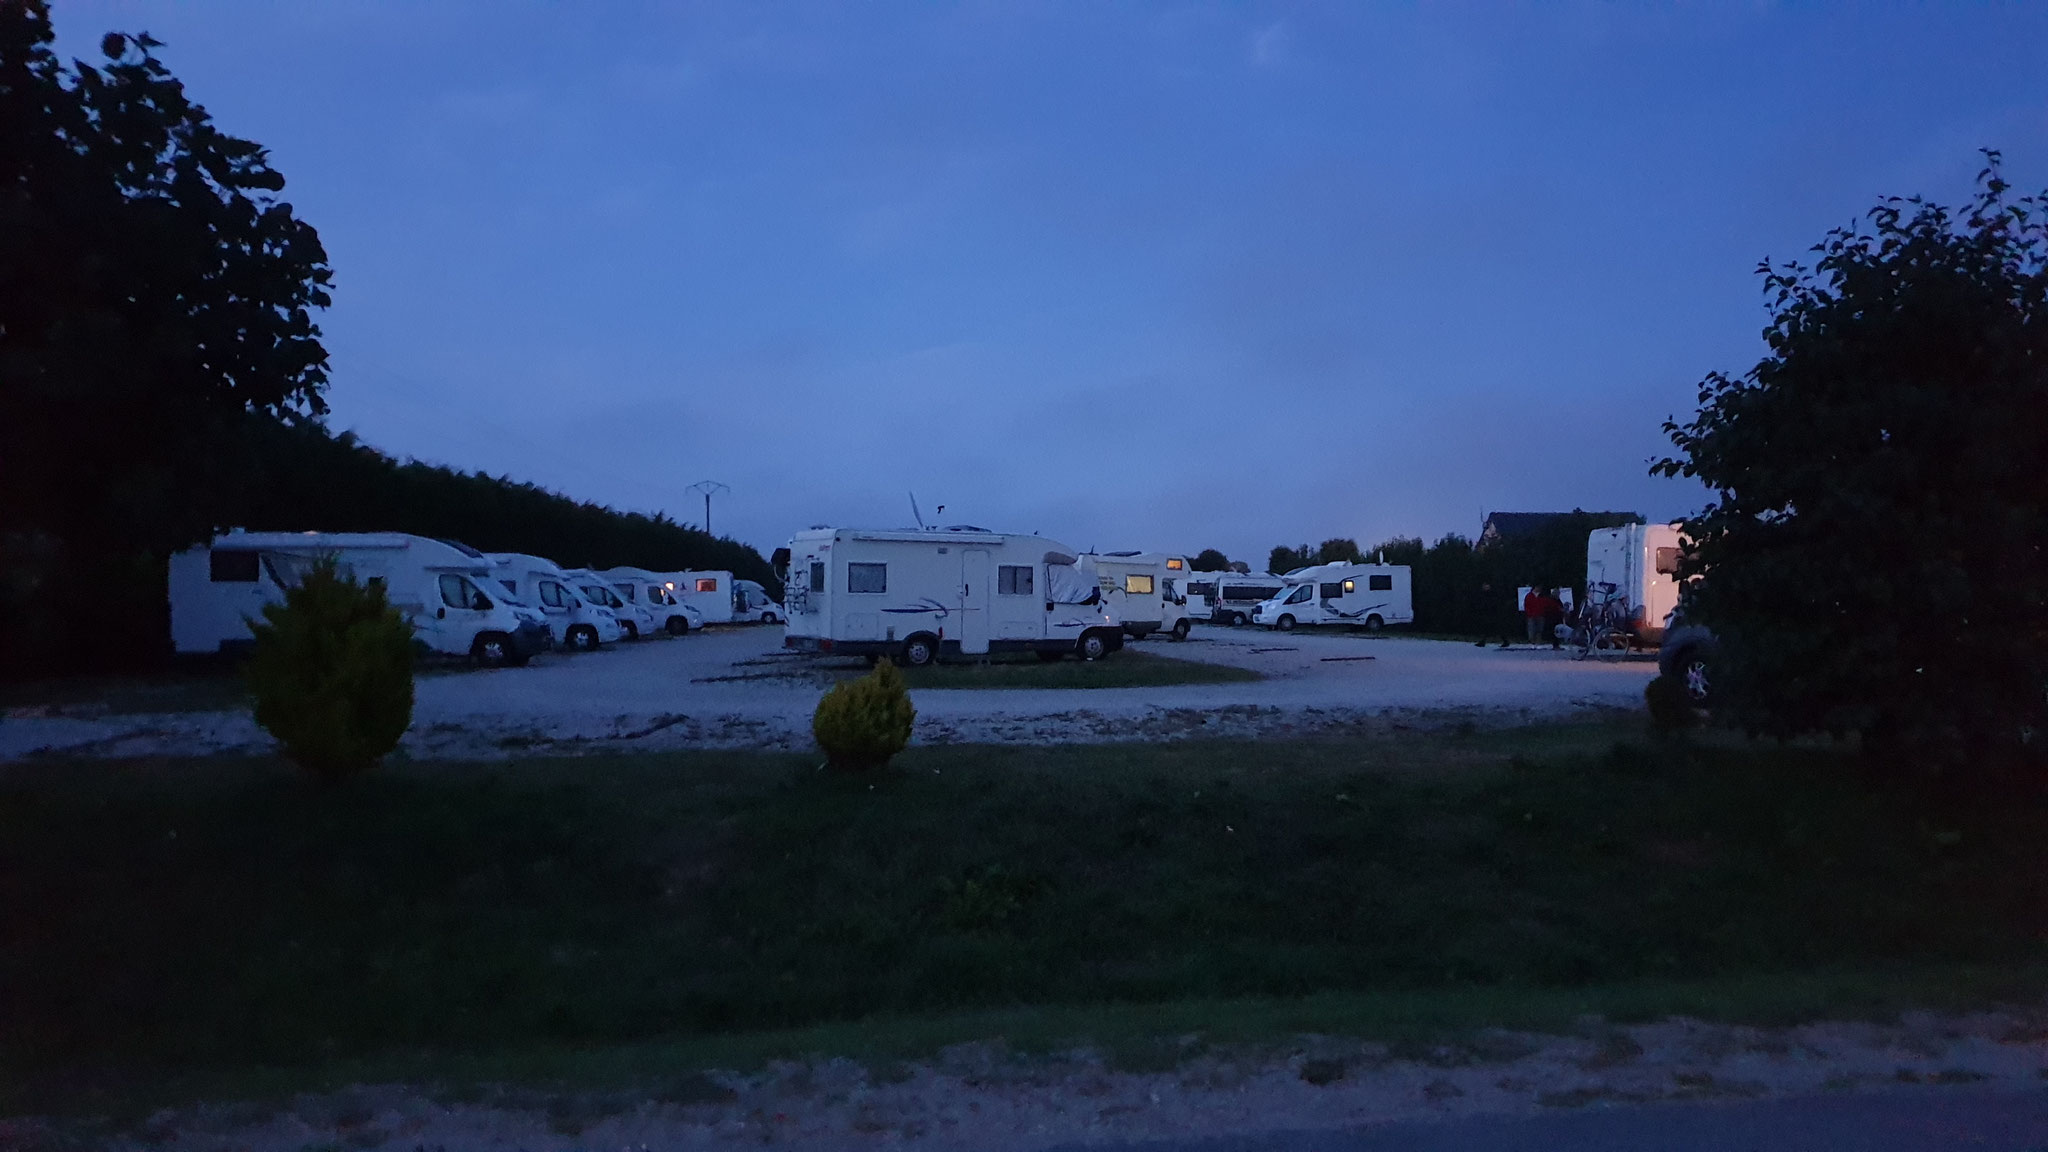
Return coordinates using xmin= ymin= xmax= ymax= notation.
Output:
xmin=1086 ymin=552 xmax=1193 ymax=641
xmin=783 ymin=527 xmax=1125 ymax=665
xmin=665 ymin=570 xmax=736 ymax=624
xmin=562 ymin=568 xmax=655 ymax=639
xmin=1585 ymin=523 xmax=1686 ymax=643
xmin=1208 ymin=572 xmax=1286 ymax=626
xmin=170 ymin=531 xmax=550 ymax=665
xmin=732 ymin=578 xmax=783 ymax=624
xmin=1252 ymin=563 xmax=1415 ymax=631
xmin=600 ymin=566 xmax=704 ymax=635
xmin=487 ymin=553 xmax=625 ymax=650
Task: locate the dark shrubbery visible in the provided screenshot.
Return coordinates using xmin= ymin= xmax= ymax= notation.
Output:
xmin=812 ymin=659 xmax=916 ymax=771
xmin=245 ymin=558 xmax=414 ymax=782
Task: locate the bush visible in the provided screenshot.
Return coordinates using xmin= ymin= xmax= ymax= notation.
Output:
xmin=1645 ymin=674 xmax=1697 ymax=730
xmin=813 ymin=659 xmax=916 ymax=771
xmin=245 ymin=558 xmax=415 ymax=782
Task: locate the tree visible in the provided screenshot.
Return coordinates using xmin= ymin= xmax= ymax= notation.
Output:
xmin=1656 ymin=154 xmax=2048 ymax=763
xmin=1 ymin=2 xmax=331 ymax=667
xmin=1269 ymin=544 xmax=1311 ymax=574
xmin=1315 ymin=537 xmax=1362 ymax=564
xmin=1192 ymin=548 xmax=1230 ymax=571
xmin=245 ymin=559 xmax=414 ymax=783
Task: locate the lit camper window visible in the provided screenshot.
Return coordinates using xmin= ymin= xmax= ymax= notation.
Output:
xmin=696 ymin=577 xmax=718 ymax=593
xmin=1125 ymin=574 xmax=1154 ymax=595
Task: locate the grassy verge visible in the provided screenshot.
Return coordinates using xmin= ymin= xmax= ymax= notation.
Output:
xmin=4 ymin=720 xmax=2045 ymax=1112
xmin=0 ymin=667 xmax=249 ymax=716
xmin=827 ymin=648 xmax=1260 ymax=689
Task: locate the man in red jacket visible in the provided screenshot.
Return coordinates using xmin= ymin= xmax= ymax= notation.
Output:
xmin=1523 ymin=587 xmax=1549 ymax=647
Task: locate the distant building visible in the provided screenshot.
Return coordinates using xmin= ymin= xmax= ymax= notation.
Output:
xmin=1479 ymin=510 xmax=1641 ymax=549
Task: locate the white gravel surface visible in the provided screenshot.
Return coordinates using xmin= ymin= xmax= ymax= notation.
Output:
xmin=0 ymin=626 xmax=1658 ymax=761
xmin=18 ymin=1009 xmax=2047 ymax=1151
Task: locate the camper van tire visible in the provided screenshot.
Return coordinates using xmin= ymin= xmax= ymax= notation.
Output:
xmin=471 ymin=633 xmax=526 ymax=668
xmin=566 ymin=624 xmax=600 ymax=651
xmin=619 ymin=621 xmax=640 ymax=641
xmin=761 ymin=610 xmax=781 ymax=624
xmin=902 ymin=634 xmax=939 ymax=668
xmin=1229 ymin=611 xmax=1249 ymax=626
xmin=1364 ymin=614 xmax=1384 ymax=632
xmin=1171 ymin=619 xmax=1191 ymax=641
xmin=1274 ymin=615 xmax=1296 ymax=632
xmin=1079 ymin=631 xmax=1111 ymax=661
xmin=665 ymin=616 xmax=690 ymax=636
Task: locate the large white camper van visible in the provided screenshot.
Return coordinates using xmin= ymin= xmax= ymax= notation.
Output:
xmin=1086 ymin=552 xmax=1193 ymax=641
xmin=733 ymin=578 xmax=783 ymax=624
xmin=1585 ymin=523 xmax=1686 ymax=643
xmin=1209 ymin=572 xmax=1286 ymax=626
xmin=1252 ymin=563 xmax=1415 ymax=631
xmin=600 ymin=566 xmax=704 ymax=635
xmin=783 ymin=527 xmax=1125 ymax=665
xmin=665 ymin=570 xmax=735 ymax=624
xmin=561 ymin=568 xmax=654 ymax=639
xmin=170 ymin=531 xmax=550 ymax=665
xmin=487 ymin=553 xmax=625 ymax=650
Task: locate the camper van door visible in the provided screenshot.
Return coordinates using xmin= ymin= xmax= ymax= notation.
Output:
xmin=957 ymin=548 xmax=992 ymax=655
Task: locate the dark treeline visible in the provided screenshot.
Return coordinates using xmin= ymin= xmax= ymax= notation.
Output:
xmin=1259 ymin=511 xmax=1643 ymax=637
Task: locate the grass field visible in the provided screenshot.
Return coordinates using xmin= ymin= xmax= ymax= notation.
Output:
xmin=828 ymin=648 xmax=1261 ymax=689
xmin=4 ymin=720 xmax=2045 ymax=1111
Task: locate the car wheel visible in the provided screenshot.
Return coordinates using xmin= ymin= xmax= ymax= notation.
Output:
xmin=763 ymin=611 xmax=779 ymax=624
xmin=1079 ymin=631 xmax=1109 ymax=661
xmin=1365 ymin=614 xmax=1384 ymax=632
xmin=1231 ymin=612 xmax=1249 ymax=626
xmin=569 ymin=624 xmax=598 ymax=651
xmin=619 ymin=621 xmax=639 ymax=641
xmin=1172 ymin=619 xmax=1191 ymax=641
xmin=666 ymin=616 xmax=689 ymax=636
xmin=1680 ymin=651 xmax=1712 ymax=705
xmin=902 ymin=634 xmax=938 ymax=667
xmin=471 ymin=633 xmax=512 ymax=668
xmin=1276 ymin=615 xmax=1295 ymax=631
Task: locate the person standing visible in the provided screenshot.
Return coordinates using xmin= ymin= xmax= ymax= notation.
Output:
xmin=1523 ymin=586 xmax=1548 ymax=647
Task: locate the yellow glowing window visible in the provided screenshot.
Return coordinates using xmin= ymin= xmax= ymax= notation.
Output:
xmin=695 ymin=578 xmax=718 ymax=593
xmin=1125 ymin=574 xmax=1155 ymax=595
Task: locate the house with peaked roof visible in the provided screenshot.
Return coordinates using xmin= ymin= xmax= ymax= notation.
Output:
xmin=1479 ymin=510 xmax=1641 ymax=549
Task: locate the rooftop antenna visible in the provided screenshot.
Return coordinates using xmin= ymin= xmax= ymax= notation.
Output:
xmin=909 ymin=492 xmax=927 ymax=530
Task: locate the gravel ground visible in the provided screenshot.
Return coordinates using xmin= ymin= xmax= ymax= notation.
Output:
xmin=0 ymin=626 xmax=1658 ymax=761
xmin=14 ymin=1008 xmax=2045 ymax=1151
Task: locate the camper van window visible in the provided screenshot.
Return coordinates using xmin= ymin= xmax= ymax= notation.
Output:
xmin=1654 ymin=547 xmax=1683 ymax=576
xmin=538 ymin=582 xmax=563 ymax=608
xmin=808 ymin=563 xmax=825 ymax=592
xmin=848 ymin=563 xmax=887 ymax=593
xmin=696 ymin=578 xmax=719 ymax=593
xmin=439 ymin=574 xmax=489 ymax=610
xmin=1369 ymin=574 xmax=1394 ymax=591
xmin=1341 ymin=580 xmax=1355 ymax=594
xmin=499 ymin=579 xmax=517 ymax=596
xmin=1188 ymin=581 xmax=1215 ymax=598
xmin=614 ymin=584 xmax=637 ymax=603
xmin=1286 ymin=584 xmax=1313 ymax=605
xmin=998 ymin=565 xmax=1033 ymax=595
xmin=209 ymin=550 xmax=260 ymax=582
xmin=1125 ymin=574 xmax=1155 ymax=595
xmin=1319 ymin=583 xmax=1343 ymax=598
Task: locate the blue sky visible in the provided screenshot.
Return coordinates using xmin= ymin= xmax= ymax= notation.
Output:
xmin=52 ymin=2 xmax=2048 ymax=563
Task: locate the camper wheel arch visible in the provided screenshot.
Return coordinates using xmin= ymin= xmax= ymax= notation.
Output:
xmin=902 ymin=632 xmax=939 ymax=667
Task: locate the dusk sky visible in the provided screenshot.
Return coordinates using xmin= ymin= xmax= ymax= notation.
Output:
xmin=52 ymin=2 xmax=2048 ymax=564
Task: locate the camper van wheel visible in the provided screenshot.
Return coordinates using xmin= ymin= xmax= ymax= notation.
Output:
xmin=567 ymin=624 xmax=599 ymax=651
xmin=1079 ymin=631 xmax=1110 ymax=661
xmin=1230 ymin=611 xmax=1249 ymax=626
xmin=665 ymin=616 xmax=690 ymax=636
xmin=902 ymin=634 xmax=938 ymax=667
xmin=1171 ymin=619 xmax=1191 ymax=641
xmin=1275 ymin=615 xmax=1295 ymax=632
xmin=471 ymin=633 xmax=513 ymax=668
xmin=1678 ymin=650 xmax=1713 ymax=705
xmin=1364 ymin=614 xmax=1384 ymax=632
xmin=762 ymin=611 xmax=780 ymax=624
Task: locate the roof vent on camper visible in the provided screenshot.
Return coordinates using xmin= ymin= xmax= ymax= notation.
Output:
xmin=1105 ymin=550 xmax=1141 ymax=556
xmin=943 ymin=524 xmax=989 ymax=532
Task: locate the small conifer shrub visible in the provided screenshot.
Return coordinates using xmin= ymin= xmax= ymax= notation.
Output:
xmin=813 ymin=658 xmax=916 ymax=771
xmin=245 ymin=558 xmax=415 ymax=782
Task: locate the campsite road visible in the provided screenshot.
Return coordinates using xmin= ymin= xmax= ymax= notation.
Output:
xmin=2 ymin=626 xmax=1658 ymax=759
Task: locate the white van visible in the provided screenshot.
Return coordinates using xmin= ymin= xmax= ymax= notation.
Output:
xmin=733 ymin=578 xmax=783 ymax=624
xmin=600 ymin=566 xmax=704 ymax=635
xmin=665 ymin=570 xmax=735 ymax=623
xmin=1252 ymin=563 xmax=1415 ymax=631
xmin=1209 ymin=573 xmax=1286 ymax=626
xmin=170 ymin=531 xmax=550 ymax=665
xmin=1585 ymin=523 xmax=1686 ymax=644
xmin=1086 ymin=552 xmax=1193 ymax=641
xmin=783 ymin=527 xmax=1125 ymax=665
xmin=488 ymin=553 xmax=624 ymax=650
xmin=562 ymin=568 xmax=655 ymax=639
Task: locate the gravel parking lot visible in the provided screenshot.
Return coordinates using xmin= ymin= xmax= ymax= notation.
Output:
xmin=2 ymin=625 xmax=1657 ymax=761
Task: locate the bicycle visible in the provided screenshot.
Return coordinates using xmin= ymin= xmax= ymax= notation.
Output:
xmin=1568 ymin=584 xmax=1637 ymax=661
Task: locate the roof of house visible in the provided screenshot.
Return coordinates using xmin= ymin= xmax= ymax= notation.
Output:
xmin=1480 ymin=510 xmax=1642 ymax=544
